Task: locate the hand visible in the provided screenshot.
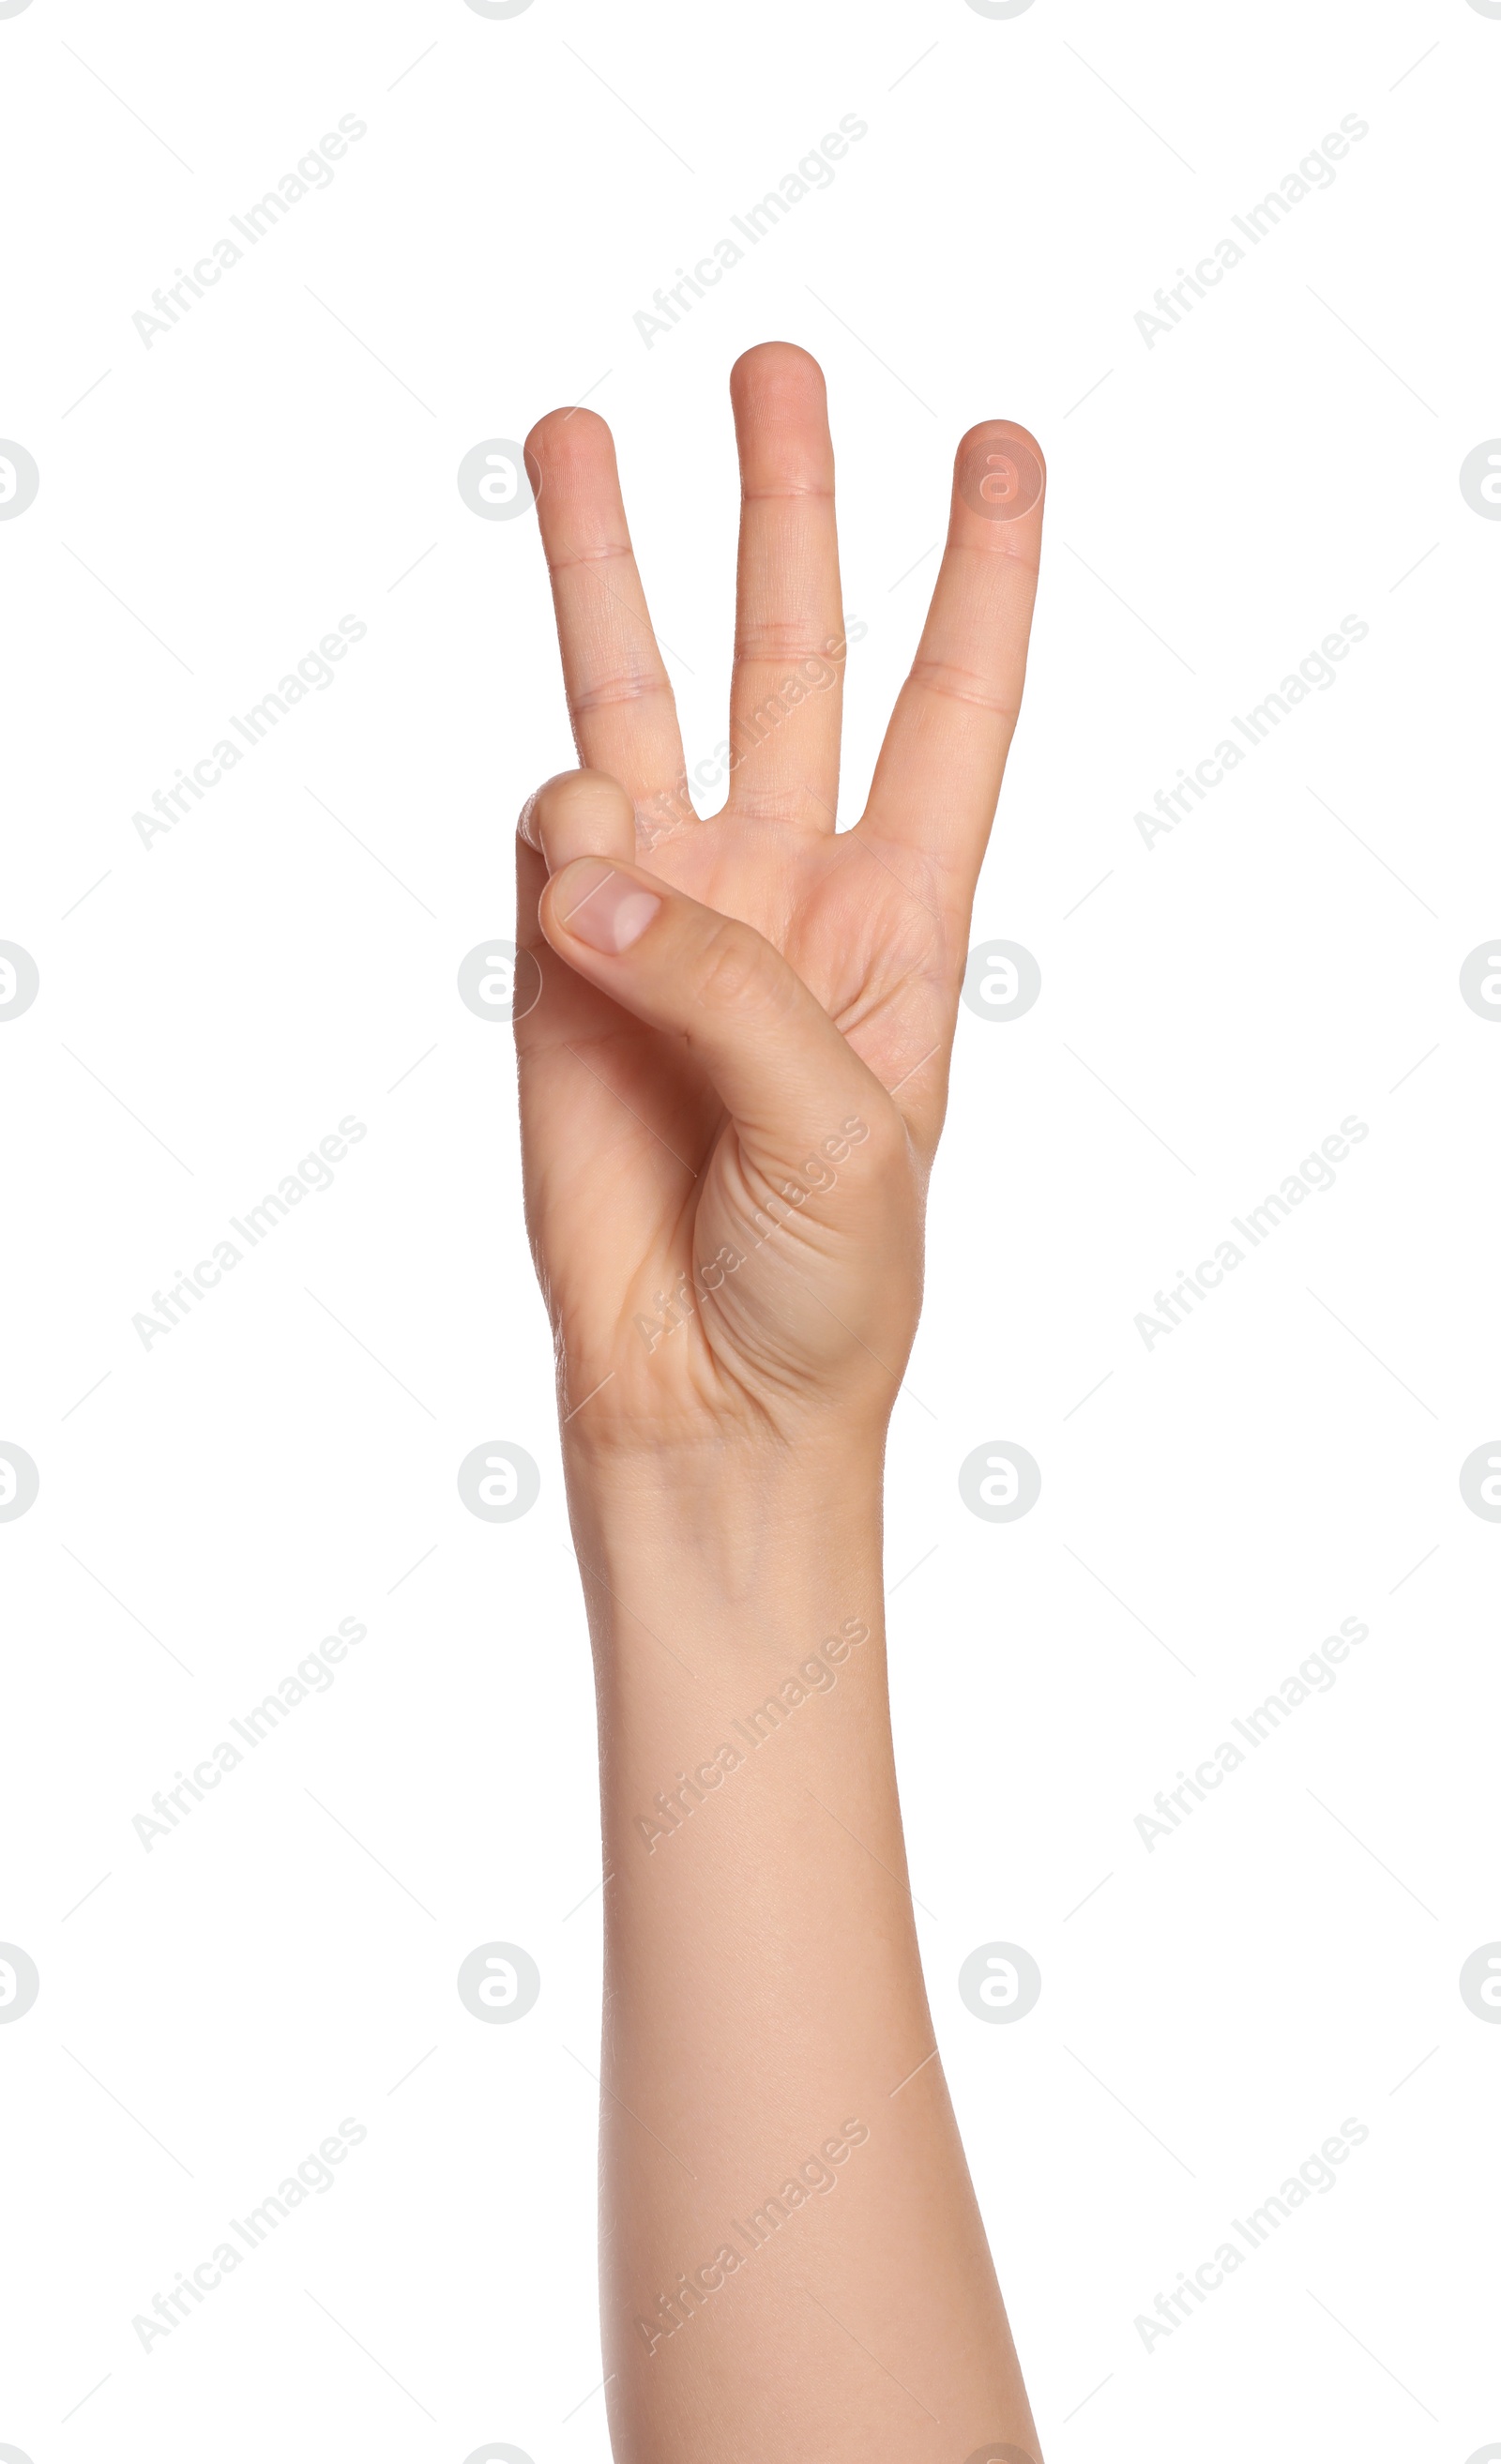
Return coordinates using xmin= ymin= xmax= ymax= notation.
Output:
xmin=516 ymin=343 xmax=1044 ymax=1468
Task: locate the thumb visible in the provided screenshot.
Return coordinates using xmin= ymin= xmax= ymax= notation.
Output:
xmin=539 ymin=854 xmax=892 ymax=1161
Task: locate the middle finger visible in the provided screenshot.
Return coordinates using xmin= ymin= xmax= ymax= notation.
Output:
xmin=724 ymin=342 xmax=846 ymax=831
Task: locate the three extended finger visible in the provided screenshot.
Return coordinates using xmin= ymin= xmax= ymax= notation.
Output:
xmin=526 ymin=408 xmax=691 ymax=835
xmin=858 ymin=419 xmax=1045 ymax=901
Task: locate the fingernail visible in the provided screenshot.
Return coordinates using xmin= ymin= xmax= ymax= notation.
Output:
xmin=557 ymin=860 xmax=661 ymax=953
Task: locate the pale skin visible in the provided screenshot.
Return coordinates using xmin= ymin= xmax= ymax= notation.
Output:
xmin=515 ymin=342 xmax=1045 ymax=2462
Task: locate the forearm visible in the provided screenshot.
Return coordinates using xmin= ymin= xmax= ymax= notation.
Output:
xmin=569 ymin=1441 xmax=1039 ymax=2463
xmin=517 ymin=350 xmax=1048 ymax=2456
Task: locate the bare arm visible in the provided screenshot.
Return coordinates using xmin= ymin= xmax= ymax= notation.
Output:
xmin=515 ymin=342 xmax=1046 ymax=2462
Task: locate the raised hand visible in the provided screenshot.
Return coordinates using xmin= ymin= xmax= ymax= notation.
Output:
xmin=517 ymin=344 xmax=1049 ymax=2463
xmin=516 ymin=342 xmax=1045 ymax=1465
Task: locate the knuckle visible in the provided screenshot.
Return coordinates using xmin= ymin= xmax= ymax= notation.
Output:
xmin=733 ymin=620 xmax=842 ymax=664
xmin=567 ymin=668 xmax=673 ymax=720
xmin=908 ymin=655 xmax=1019 ymax=719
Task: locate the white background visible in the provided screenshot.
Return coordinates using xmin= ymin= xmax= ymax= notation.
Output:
xmin=2 ymin=0 xmax=1498 ymax=2457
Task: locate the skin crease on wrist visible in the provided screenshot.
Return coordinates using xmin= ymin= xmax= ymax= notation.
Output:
xmin=514 ymin=342 xmax=1046 ymax=2461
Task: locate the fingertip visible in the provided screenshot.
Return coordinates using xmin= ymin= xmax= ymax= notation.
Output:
xmin=521 ymin=768 xmax=637 ymax=869
xmin=730 ymin=340 xmax=828 ymax=413
xmin=953 ymin=420 xmax=1046 ymax=527
xmin=729 ymin=342 xmax=836 ymax=502
xmin=524 ymin=403 xmax=615 ymax=489
xmin=957 ymin=417 xmax=1046 ymax=472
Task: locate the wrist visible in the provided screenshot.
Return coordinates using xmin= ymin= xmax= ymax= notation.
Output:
xmin=562 ymin=1425 xmax=884 ymax=1538
xmin=561 ymin=1431 xmax=886 ymax=1655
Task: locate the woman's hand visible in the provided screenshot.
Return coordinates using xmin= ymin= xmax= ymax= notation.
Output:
xmin=517 ymin=344 xmax=1050 ymax=2462
xmin=516 ymin=342 xmax=1044 ymax=1468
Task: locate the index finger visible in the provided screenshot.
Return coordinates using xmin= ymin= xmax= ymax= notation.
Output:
xmin=525 ymin=407 xmax=691 ymax=839
xmin=857 ymin=420 xmax=1045 ymax=901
